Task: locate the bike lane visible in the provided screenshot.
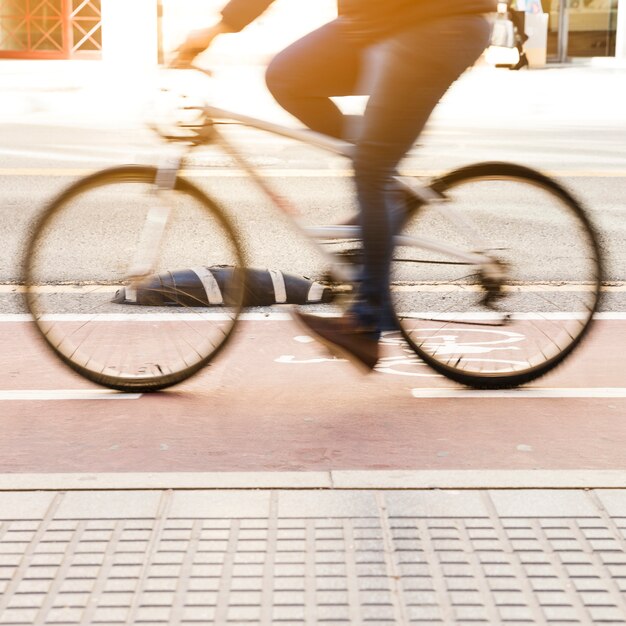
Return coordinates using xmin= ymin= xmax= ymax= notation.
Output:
xmin=1 ymin=316 xmax=625 ymax=474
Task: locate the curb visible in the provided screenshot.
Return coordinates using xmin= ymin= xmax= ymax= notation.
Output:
xmin=2 ymin=470 xmax=626 ymax=491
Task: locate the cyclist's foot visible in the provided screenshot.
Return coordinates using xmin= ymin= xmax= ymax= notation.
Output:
xmin=292 ymin=310 xmax=379 ymax=372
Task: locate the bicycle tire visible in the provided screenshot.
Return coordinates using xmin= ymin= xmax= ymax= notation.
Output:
xmin=390 ymin=161 xmax=603 ymax=388
xmin=23 ymin=165 xmax=246 ymax=392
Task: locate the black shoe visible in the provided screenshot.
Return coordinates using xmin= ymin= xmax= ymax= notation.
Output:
xmin=292 ymin=310 xmax=379 ymax=372
xmin=510 ymin=53 xmax=529 ymax=70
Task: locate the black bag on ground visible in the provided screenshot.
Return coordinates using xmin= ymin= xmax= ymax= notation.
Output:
xmin=113 ymin=266 xmax=334 ymax=307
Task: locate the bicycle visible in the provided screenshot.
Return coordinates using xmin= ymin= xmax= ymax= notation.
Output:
xmin=22 ymin=68 xmax=603 ymax=392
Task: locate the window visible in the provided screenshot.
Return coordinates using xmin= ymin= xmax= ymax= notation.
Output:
xmin=0 ymin=0 xmax=101 ymax=59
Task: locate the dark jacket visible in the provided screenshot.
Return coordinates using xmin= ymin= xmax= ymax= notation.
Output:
xmin=221 ymin=0 xmax=497 ymax=41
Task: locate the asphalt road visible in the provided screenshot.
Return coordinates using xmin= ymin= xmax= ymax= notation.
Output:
xmin=2 ymin=115 xmax=626 ymax=476
xmin=2 ymin=315 xmax=626 ymax=473
xmin=2 ymin=119 xmax=626 ymax=297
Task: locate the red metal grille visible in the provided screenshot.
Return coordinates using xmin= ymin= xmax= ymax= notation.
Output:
xmin=0 ymin=0 xmax=101 ymax=59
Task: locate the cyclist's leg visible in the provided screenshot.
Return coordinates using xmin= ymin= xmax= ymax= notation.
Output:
xmin=265 ymin=19 xmax=365 ymax=139
xmin=351 ymin=14 xmax=492 ymax=333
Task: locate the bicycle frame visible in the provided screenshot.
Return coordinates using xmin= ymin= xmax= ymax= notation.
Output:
xmin=133 ymin=96 xmax=495 ymax=284
xmin=23 ymin=72 xmax=602 ymax=392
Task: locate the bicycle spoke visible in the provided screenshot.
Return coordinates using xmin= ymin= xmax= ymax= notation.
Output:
xmin=24 ymin=168 xmax=244 ymax=391
xmin=390 ymin=164 xmax=601 ymax=387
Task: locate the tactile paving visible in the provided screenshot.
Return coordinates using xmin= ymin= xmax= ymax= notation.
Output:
xmin=1 ymin=489 xmax=626 ymax=624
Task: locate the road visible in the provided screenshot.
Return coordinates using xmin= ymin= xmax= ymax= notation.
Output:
xmin=2 ymin=94 xmax=626 ymax=476
xmin=2 ymin=118 xmax=626 ymax=285
xmin=2 ymin=314 xmax=626 ymax=474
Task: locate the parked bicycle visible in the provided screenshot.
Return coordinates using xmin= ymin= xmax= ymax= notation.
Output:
xmin=22 ymin=69 xmax=603 ymax=392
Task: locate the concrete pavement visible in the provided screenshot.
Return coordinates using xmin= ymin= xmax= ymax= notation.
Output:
xmin=3 ymin=483 xmax=626 ymax=624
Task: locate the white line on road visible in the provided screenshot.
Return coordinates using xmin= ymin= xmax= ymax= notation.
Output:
xmin=0 ymin=313 xmax=294 ymax=322
xmin=3 ymin=312 xmax=626 ymax=322
xmin=3 ymin=282 xmax=615 ymax=294
xmin=1 ymin=285 xmax=119 ymax=293
xmin=0 ymin=146 xmax=160 ymax=164
xmin=411 ymin=387 xmax=626 ymax=399
xmin=2 ymin=168 xmax=626 ymax=178
xmin=0 ymin=390 xmax=141 ymax=401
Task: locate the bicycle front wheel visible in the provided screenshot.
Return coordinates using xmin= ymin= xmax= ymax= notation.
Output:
xmin=390 ymin=162 xmax=603 ymax=388
xmin=23 ymin=166 xmax=245 ymax=392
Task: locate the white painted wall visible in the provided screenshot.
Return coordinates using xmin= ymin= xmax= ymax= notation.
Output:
xmin=100 ymin=0 xmax=159 ymax=68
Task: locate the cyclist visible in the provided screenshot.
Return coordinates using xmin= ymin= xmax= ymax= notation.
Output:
xmin=173 ymin=0 xmax=497 ymax=371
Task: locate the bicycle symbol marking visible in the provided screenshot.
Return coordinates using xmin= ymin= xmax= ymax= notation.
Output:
xmin=374 ymin=355 xmax=439 ymax=378
xmin=275 ymin=355 xmax=338 ymax=365
xmin=383 ymin=328 xmax=525 ymax=355
xmin=404 ymin=327 xmax=525 ymax=350
xmin=275 ymin=327 xmax=528 ymax=376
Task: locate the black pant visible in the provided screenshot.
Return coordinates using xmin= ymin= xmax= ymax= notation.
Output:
xmin=266 ymin=15 xmax=492 ymax=332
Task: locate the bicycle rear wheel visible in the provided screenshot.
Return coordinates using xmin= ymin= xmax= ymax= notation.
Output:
xmin=23 ymin=166 xmax=245 ymax=392
xmin=390 ymin=162 xmax=603 ymax=388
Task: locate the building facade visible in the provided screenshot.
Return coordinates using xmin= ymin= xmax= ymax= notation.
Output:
xmin=544 ymin=0 xmax=622 ymax=61
xmin=0 ymin=0 xmax=624 ymax=64
xmin=0 ymin=0 xmax=102 ymax=59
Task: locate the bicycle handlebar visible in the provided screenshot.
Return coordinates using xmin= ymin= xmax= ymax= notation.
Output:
xmin=146 ymin=65 xmax=217 ymax=143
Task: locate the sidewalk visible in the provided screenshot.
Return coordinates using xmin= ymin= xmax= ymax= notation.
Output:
xmin=3 ymin=474 xmax=626 ymax=625
xmin=1 ymin=57 xmax=626 ymax=131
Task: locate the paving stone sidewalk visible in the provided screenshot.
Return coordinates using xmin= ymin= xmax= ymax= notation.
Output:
xmin=3 ymin=487 xmax=626 ymax=625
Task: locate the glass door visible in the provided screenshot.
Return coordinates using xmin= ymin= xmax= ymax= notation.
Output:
xmin=545 ymin=0 xmax=619 ymax=61
xmin=567 ymin=0 xmax=619 ymax=57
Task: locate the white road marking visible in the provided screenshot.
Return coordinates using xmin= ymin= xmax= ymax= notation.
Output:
xmin=1 ymin=285 xmax=119 ymax=293
xmin=0 ymin=390 xmax=141 ymax=401
xmin=411 ymin=388 xmax=626 ymax=399
xmin=4 ymin=282 xmax=622 ymax=294
xmin=2 ymin=167 xmax=625 ymax=178
xmin=0 ymin=145 xmax=174 ymax=165
xmin=275 ymin=355 xmax=338 ymax=364
xmin=0 ymin=313 xmax=293 ymax=321
xmin=392 ymin=283 xmax=604 ymax=293
xmin=2 ymin=312 xmax=626 ymax=322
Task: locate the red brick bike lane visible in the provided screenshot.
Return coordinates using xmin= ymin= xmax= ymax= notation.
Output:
xmin=0 ymin=317 xmax=625 ymax=474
